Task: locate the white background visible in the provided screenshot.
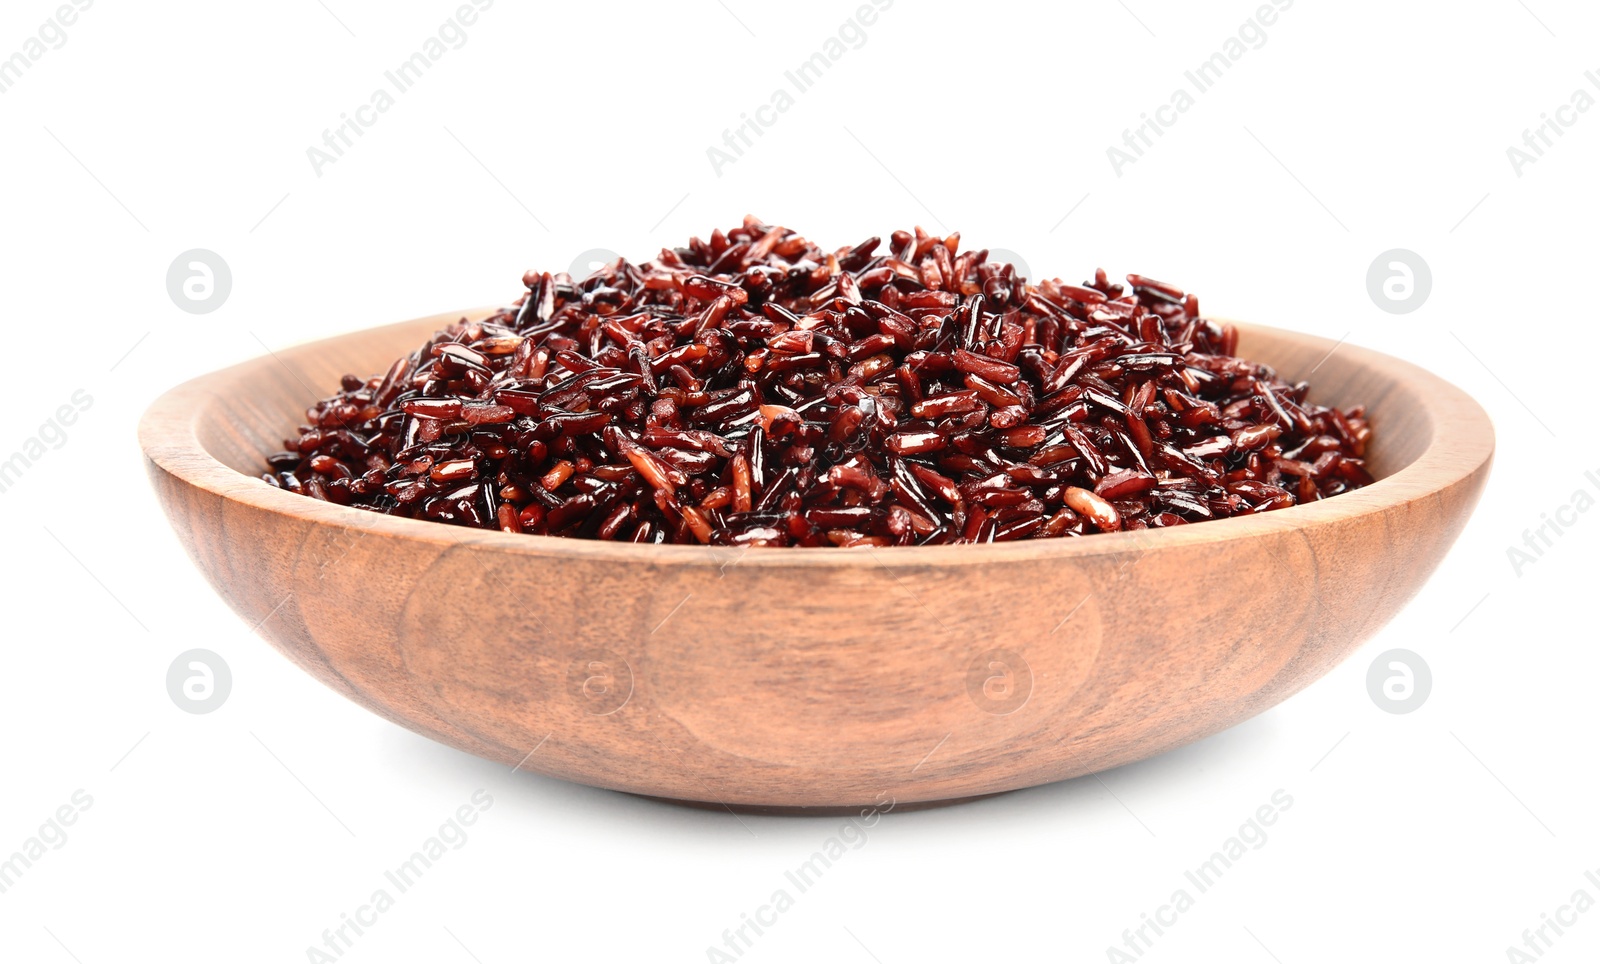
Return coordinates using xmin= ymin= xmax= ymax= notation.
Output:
xmin=2 ymin=1 xmax=1595 ymax=961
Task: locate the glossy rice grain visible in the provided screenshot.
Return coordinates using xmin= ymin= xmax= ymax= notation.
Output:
xmin=267 ymin=217 xmax=1375 ymax=546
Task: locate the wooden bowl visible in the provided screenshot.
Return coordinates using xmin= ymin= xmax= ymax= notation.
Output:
xmin=140 ymin=311 xmax=1493 ymax=812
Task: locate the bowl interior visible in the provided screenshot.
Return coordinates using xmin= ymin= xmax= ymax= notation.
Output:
xmin=195 ymin=313 xmax=1427 ymax=494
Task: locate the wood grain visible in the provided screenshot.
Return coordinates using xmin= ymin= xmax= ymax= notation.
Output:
xmin=139 ymin=311 xmax=1494 ymax=811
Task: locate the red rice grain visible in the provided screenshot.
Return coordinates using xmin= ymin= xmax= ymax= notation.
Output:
xmin=266 ymin=217 xmax=1374 ymax=546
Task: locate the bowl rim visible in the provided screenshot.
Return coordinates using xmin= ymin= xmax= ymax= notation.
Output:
xmin=139 ymin=312 xmax=1495 ymax=570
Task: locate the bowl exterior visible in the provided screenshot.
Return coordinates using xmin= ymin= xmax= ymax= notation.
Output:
xmin=140 ymin=316 xmax=1493 ymax=808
